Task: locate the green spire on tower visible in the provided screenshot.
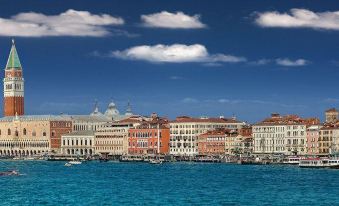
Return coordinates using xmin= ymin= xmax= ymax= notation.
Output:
xmin=5 ymin=39 xmax=22 ymax=70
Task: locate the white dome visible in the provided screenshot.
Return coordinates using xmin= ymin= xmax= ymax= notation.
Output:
xmin=90 ymin=102 xmax=103 ymax=116
xmin=105 ymin=101 xmax=120 ymax=117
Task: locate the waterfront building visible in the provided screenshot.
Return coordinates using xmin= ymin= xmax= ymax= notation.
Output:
xmin=318 ymin=124 xmax=339 ymax=156
xmin=94 ymin=117 xmax=143 ymax=157
xmin=253 ymin=113 xmax=319 ymax=156
xmin=198 ymin=129 xmax=228 ymax=156
xmin=128 ymin=114 xmax=170 ymax=155
xmin=241 ymin=137 xmax=253 ymax=156
xmin=170 ymin=116 xmax=246 ymax=156
xmin=198 ymin=126 xmax=253 ymax=156
xmin=3 ymin=39 xmax=24 ymax=116
xmin=0 ymin=115 xmax=72 ymax=156
xmin=318 ymin=109 xmax=339 ymax=156
xmin=325 ymin=108 xmax=338 ymax=123
xmin=238 ymin=125 xmax=253 ymax=156
xmin=306 ymin=125 xmax=321 ymax=156
xmin=225 ymin=131 xmax=244 ymax=155
xmin=61 ymin=131 xmax=95 ymax=156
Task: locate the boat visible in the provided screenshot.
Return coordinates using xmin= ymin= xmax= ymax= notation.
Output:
xmin=119 ymin=155 xmax=144 ymax=162
xmin=0 ymin=170 xmax=19 ymax=176
xmin=24 ymin=157 xmax=36 ymax=161
xmin=194 ymin=156 xmax=221 ymax=163
xmin=68 ymin=160 xmax=82 ymax=165
xmin=149 ymin=159 xmax=163 ymax=164
xmin=299 ymin=158 xmax=339 ymax=169
xmin=64 ymin=163 xmax=72 ymax=167
xmin=283 ymin=156 xmax=301 ymax=164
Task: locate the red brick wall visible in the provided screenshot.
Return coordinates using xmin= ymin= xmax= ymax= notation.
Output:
xmin=4 ymin=96 xmax=24 ymax=116
xmin=50 ymin=121 xmax=72 ymax=150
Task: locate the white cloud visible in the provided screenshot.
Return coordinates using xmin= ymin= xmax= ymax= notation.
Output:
xmin=218 ymin=99 xmax=240 ymax=104
xmin=182 ymin=98 xmax=199 ymax=103
xmin=141 ymin=11 xmax=206 ymax=29
xmin=324 ymin=98 xmax=339 ymax=103
xmin=181 ymin=98 xmax=305 ymax=108
xmin=250 ymin=59 xmax=271 ymax=65
xmin=276 ymin=58 xmax=309 ymax=67
xmin=111 ymin=44 xmax=246 ymax=64
xmin=169 ymin=76 xmax=184 ymax=80
xmin=0 ymin=9 xmax=124 ymax=37
xmin=255 ymin=8 xmax=339 ymax=30
xmin=210 ymin=54 xmax=247 ymax=63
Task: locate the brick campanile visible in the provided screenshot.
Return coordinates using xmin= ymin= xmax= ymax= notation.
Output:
xmin=3 ymin=39 xmax=24 ymax=116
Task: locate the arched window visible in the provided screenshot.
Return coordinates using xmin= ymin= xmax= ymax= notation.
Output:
xmin=42 ymin=131 xmax=46 ymax=136
xmin=15 ymin=130 xmax=18 ymax=137
xmin=7 ymin=129 xmax=11 ymax=135
xmin=32 ymin=130 xmax=36 ymax=137
xmin=23 ymin=128 xmax=27 ymax=135
xmin=52 ymin=131 xmax=55 ymax=137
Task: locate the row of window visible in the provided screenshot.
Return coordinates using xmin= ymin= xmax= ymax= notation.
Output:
xmin=170 ymin=124 xmax=238 ymax=129
xmin=5 ymin=83 xmax=22 ymax=90
xmin=96 ymin=140 xmax=123 ymax=145
xmin=0 ymin=141 xmax=49 ymax=148
xmin=62 ymin=139 xmax=92 ymax=146
xmin=1 ymin=128 xmax=48 ymax=137
xmin=129 ymin=141 xmax=163 ymax=148
xmin=129 ymin=132 xmax=162 ymax=138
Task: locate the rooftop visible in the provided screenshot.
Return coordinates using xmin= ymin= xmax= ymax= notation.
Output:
xmin=0 ymin=115 xmax=72 ymax=122
xmin=62 ymin=130 xmax=95 ymax=136
xmin=326 ymin=108 xmax=338 ymax=113
xmin=255 ymin=113 xmax=320 ymax=126
xmin=170 ymin=116 xmax=243 ymax=124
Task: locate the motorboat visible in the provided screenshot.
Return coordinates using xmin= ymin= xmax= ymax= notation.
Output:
xmin=68 ymin=160 xmax=82 ymax=165
xmin=299 ymin=158 xmax=339 ymax=169
xmin=283 ymin=156 xmax=301 ymax=164
xmin=149 ymin=159 xmax=163 ymax=164
xmin=64 ymin=163 xmax=72 ymax=167
xmin=24 ymin=157 xmax=36 ymax=161
xmin=0 ymin=170 xmax=19 ymax=176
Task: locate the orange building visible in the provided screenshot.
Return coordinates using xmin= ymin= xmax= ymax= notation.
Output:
xmin=128 ymin=115 xmax=170 ymax=155
xmin=198 ymin=129 xmax=236 ymax=156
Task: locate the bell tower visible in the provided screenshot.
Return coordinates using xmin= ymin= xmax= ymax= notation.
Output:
xmin=3 ymin=39 xmax=24 ymax=116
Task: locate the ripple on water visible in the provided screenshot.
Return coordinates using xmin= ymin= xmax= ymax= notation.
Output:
xmin=0 ymin=161 xmax=338 ymax=205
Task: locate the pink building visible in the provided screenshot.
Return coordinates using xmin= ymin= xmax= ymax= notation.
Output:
xmin=306 ymin=125 xmax=321 ymax=156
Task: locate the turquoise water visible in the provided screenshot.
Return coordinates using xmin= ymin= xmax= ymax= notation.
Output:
xmin=0 ymin=161 xmax=338 ymax=206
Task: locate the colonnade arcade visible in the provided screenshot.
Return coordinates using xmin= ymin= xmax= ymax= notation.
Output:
xmin=0 ymin=140 xmax=49 ymax=156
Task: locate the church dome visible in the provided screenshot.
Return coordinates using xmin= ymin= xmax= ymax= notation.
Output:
xmin=105 ymin=101 xmax=120 ymax=117
xmin=90 ymin=102 xmax=103 ymax=116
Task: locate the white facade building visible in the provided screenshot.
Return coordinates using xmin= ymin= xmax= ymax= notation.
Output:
xmin=61 ymin=131 xmax=95 ymax=156
xmin=170 ymin=116 xmax=246 ymax=156
xmin=253 ymin=114 xmax=318 ymax=156
xmin=95 ymin=119 xmax=142 ymax=156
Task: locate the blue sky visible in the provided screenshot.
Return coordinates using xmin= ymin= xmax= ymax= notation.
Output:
xmin=1 ymin=0 xmax=339 ymax=123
